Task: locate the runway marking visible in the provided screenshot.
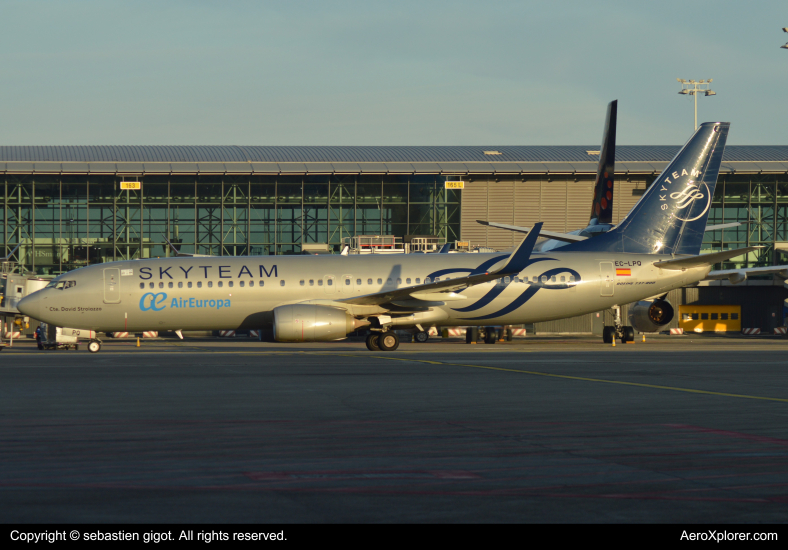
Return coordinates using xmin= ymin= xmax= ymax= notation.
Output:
xmin=353 ymin=354 xmax=788 ymax=404
xmin=2 ymin=347 xmax=788 ymax=403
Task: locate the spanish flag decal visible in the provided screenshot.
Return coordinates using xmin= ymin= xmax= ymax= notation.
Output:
xmin=616 ymin=268 xmax=631 ymax=276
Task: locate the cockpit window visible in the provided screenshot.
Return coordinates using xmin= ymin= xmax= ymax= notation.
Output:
xmin=49 ymin=280 xmax=76 ymax=290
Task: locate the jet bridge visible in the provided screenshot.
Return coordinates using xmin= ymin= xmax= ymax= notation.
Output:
xmin=1 ymin=260 xmax=50 ymax=348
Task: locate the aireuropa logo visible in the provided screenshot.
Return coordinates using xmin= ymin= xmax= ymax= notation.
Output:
xmin=140 ymin=292 xmax=168 ymax=311
xmin=139 ymin=292 xmax=231 ymax=312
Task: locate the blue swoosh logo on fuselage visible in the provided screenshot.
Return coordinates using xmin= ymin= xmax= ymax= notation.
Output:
xmin=452 ymin=257 xmax=555 ymax=313
xmin=459 ymin=266 xmax=582 ymax=321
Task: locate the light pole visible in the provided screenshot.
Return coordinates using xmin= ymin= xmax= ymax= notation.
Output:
xmin=677 ymin=79 xmax=715 ymax=130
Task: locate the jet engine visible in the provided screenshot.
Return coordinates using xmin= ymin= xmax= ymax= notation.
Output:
xmin=273 ymin=304 xmax=358 ymax=342
xmin=628 ymin=299 xmax=675 ymax=333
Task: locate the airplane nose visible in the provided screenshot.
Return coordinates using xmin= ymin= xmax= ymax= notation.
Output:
xmin=17 ymin=294 xmax=42 ymax=319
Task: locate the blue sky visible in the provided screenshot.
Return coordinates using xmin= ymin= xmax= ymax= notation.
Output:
xmin=1 ymin=0 xmax=785 ymax=146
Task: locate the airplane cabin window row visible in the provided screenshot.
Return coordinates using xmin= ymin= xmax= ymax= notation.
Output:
xmin=134 ymin=273 xmax=578 ymax=292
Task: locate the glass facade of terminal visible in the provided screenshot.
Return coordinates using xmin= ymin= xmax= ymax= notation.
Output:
xmin=1 ymin=174 xmax=461 ymax=275
xmin=703 ymin=174 xmax=788 ymax=270
xmin=2 ymin=170 xmax=786 ymax=275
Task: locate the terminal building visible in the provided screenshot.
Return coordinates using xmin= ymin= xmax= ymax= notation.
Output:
xmin=2 ymin=144 xmax=788 ymax=333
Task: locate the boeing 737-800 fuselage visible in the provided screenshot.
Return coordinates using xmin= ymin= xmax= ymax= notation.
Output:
xmin=16 ymin=252 xmax=705 ymax=333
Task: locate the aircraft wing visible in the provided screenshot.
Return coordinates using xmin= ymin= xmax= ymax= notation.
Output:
xmin=652 ymin=246 xmax=761 ymax=270
xmin=339 ymin=223 xmax=544 ymax=306
xmin=705 ymin=265 xmax=788 ymax=284
xmin=476 ymin=220 xmax=587 ymax=243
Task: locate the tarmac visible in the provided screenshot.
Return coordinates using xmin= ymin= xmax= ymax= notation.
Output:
xmin=1 ymin=335 xmax=788 ymax=523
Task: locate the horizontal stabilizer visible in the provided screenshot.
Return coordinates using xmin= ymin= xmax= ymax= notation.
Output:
xmin=705 ymin=265 xmax=788 ymax=284
xmin=705 ymin=222 xmax=741 ymax=232
xmin=477 ymin=220 xmax=586 ymax=243
xmin=653 ymin=247 xmax=760 ymax=270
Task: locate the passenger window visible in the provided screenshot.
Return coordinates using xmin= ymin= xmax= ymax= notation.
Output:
xmin=188 ymin=282 xmax=193 ymax=288
xmin=309 ymin=279 xmax=314 ymax=286
xmin=280 ymin=280 xmax=285 ymax=287
xmin=551 ymin=276 xmax=556 ymax=282
xmin=139 ymin=283 xmax=145 ymax=289
xmin=149 ymin=282 xmax=155 ymax=289
xmin=345 ymin=279 xmax=350 ymax=286
xmin=356 ymin=279 xmax=361 ymax=285
xmin=178 ymin=282 xmax=183 ymax=288
xmin=367 ymin=278 xmax=372 ymax=285
xmin=300 ymin=280 xmax=305 ymax=286
xmin=540 ymin=276 xmax=547 ymax=283
xmin=249 ymin=281 xmax=255 ymax=287
xmin=327 ymin=279 xmax=333 ymax=286
xmin=227 ymin=281 xmax=233 ymax=288
xmin=217 ymin=281 xmax=223 ymax=288
xmin=406 ymin=278 xmax=411 ymax=284
xmin=435 ymin=277 xmax=440 ymax=282
xmin=569 ymin=275 xmax=575 ymax=283
xmin=416 ymin=278 xmax=421 ymax=284
xmin=208 ymin=281 xmax=213 ymax=288
xmin=168 ymin=282 xmax=173 ymax=289
xmin=259 ymin=280 xmax=264 ymax=287
xmin=387 ymin=278 xmax=393 ymax=285
xmin=397 ymin=278 xmax=402 ymax=285
xmin=560 ymin=276 xmax=565 ymax=283
xmin=159 ymin=282 xmax=164 ymax=288
xmin=377 ymin=278 xmax=383 ymax=285
xmin=425 ymin=277 xmax=431 ymax=283
xmin=239 ymin=281 xmax=245 ymax=288
xmin=504 ymin=277 xmax=510 ymax=284
xmin=318 ymin=279 xmax=323 ymax=286
xmin=533 ymin=276 xmax=538 ymax=282
xmin=197 ymin=282 xmax=202 ymax=288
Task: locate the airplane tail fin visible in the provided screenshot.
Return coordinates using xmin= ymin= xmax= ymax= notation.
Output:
xmin=566 ymin=122 xmax=729 ymax=255
xmin=590 ymin=100 xmax=617 ymax=225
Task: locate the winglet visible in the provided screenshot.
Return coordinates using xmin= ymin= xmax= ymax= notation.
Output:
xmin=1 ymin=244 xmax=20 ymax=262
xmin=163 ymin=235 xmax=182 ymax=256
xmin=437 ymin=243 xmax=451 ymax=254
xmin=498 ymin=222 xmax=542 ymax=274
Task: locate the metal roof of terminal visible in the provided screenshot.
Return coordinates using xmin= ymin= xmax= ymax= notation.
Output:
xmin=1 ymin=145 xmax=787 ymax=163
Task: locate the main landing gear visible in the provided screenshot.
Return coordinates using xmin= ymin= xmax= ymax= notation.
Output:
xmin=414 ymin=330 xmax=429 ymax=343
xmin=366 ymin=331 xmax=400 ymax=352
xmin=602 ymin=305 xmax=635 ymax=344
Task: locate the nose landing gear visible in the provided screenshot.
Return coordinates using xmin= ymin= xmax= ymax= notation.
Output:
xmin=87 ymin=339 xmax=102 ymax=353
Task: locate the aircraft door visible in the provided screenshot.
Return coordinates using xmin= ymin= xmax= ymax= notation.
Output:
xmin=323 ymin=275 xmax=336 ymax=295
xmin=104 ymin=268 xmax=121 ymax=304
xmin=340 ymin=274 xmax=354 ymax=295
xmin=599 ymin=262 xmax=614 ymax=297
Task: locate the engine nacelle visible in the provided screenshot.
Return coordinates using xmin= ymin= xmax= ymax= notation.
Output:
xmin=628 ymin=299 xmax=675 ymax=333
xmin=273 ymin=304 xmax=356 ymax=342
